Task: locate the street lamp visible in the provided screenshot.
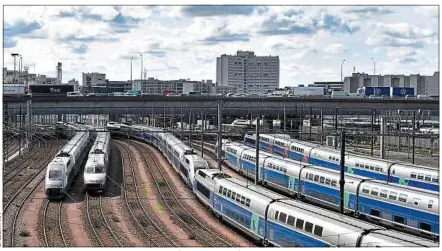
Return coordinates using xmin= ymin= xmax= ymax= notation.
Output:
xmin=371 ymin=57 xmax=376 ymax=75
xmin=130 ymin=56 xmax=133 ymax=87
xmin=340 ymin=59 xmax=346 ymax=83
xmin=11 ymin=53 xmax=19 ymax=85
xmin=140 ymin=54 xmax=143 ymax=90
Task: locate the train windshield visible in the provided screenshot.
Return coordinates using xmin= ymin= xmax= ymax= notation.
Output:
xmin=48 ymin=170 xmax=63 ymax=180
xmin=86 ymin=164 xmax=104 ymax=173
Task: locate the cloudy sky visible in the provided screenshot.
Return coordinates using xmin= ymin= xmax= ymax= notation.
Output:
xmin=3 ymin=5 xmax=439 ymax=87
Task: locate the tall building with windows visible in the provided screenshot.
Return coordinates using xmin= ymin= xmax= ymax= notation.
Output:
xmin=216 ymin=51 xmax=279 ymax=94
xmin=82 ymin=72 xmax=106 ymax=93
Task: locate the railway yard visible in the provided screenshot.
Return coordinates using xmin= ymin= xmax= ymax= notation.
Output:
xmin=1 ymin=119 xmax=440 ymax=247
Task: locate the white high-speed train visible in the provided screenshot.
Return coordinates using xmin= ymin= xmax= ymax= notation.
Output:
xmin=131 ymin=125 xmax=209 ymax=191
xmin=45 ymin=130 xmax=90 ymax=199
xmin=83 ymin=132 xmax=111 ymax=192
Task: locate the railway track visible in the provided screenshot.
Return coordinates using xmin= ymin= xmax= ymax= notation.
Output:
xmin=42 ymin=200 xmax=67 ymax=247
xmin=2 ymin=138 xmax=64 ymax=247
xmin=128 ymin=139 xmax=234 ymax=247
xmin=113 ymin=141 xmax=178 ymax=247
xmin=85 ymin=193 xmax=122 ymax=247
xmin=3 ymin=132 xmax=20 ymax=160
xmin=3 ymin=136 xmax=47 ymax=184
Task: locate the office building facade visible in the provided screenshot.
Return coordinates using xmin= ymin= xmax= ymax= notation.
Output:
xmin=216 ymin=51 xmax=279 ymax=94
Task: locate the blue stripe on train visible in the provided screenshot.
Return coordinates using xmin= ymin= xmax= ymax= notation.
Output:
xmin=213 ymin=195 xmax=328 ymax=247
xmin=358 ymin=196 xmax=439 ymax=234
xmin=389 ymin=176 xmax=439 ymax=192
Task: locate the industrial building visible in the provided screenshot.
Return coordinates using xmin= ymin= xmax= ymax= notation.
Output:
xmin=216 ymin=51 xmax=280 ymax=94
xmin=82 ymin=72 xmax=106 ymax=93
xmin=343 ymin=72 xmax=439 ymax=95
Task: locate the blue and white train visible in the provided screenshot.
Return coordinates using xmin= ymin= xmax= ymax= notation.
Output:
xmin=222 ymin=142 xmax=439 ymax=240
xmin=130 ymin=125 xmax=209 ymax=190
xmin=244 ymin=134 xmax=439 ymax=192
xmin=194 ymin=169 xmax=437 ymax=247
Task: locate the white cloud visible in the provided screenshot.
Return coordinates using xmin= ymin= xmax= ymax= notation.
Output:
xmin=3 ymin=6 xmax=438 ymax=88
xmin=324 ymin=43 xmax=348 ymax=55
xmin=413 ymin=6 xmax=438 ymax=18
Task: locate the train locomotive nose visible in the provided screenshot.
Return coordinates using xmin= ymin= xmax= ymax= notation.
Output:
xmin=45 ymin=188 xmax=64 ymax=199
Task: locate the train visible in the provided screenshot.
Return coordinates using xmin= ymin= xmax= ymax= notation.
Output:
xmin=194 ymin=169 xmax=436 ymax=247
xmin=222 ymin=141 xmax=439 ymax=239
xmin=45 ymin=130 xmax=91 ymax=199
xmin=124 ymin=125 xmax=437 ymax=247
xmin=243 ymin=134 xmax=439 ymax=192
xmin=130 ymin=125 xmax=209 ymax=190
xmin=83 ymin=132 xmax=111 ymax=192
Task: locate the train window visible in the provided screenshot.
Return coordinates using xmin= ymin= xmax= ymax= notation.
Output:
xmin=319 ymin=177 xmax=325 ymax=184
xmin=227 ymin=190 xmax=231 ymax=197
xmin=305 ymin=172 xmax=309 ymax=178
xmin=223 ymin=188 xmax=227 ymax=196
xmin=370 ymin=209 xmax=380 ymax=217
xmin=432 ymin=176 xmax=438 ymax=183
xmin=375 ymin=167 xmax=380 ymax=172
xmin=296 ymin=219 xmax=304 ymax=229
xmin=236 ymin=194 xmax=241 ymax=202
xmin=314 ymin=175 xmax=319 ymax=182
xmin=305 ymin=222 xmax=313 ymax=233
xmin=336 ymin=159 xmax=339 ymax=162
xmin=275 ymin=211 xmax=279 ymax=220
xmin=231 ymin=192 xmax=236 ymax=200
xmin=411 ymin=172 xmax=417 ymax=179
xmin=309 ymin=174 xmax=314 ymax=180
xmin=279 ymin=212 xmax=287 ymax=223
xmin=389 ymin=192 xmax=398 ymax=200
xmin=413 ymin=198 xmax=420 ymax=206
xmin=325 ymin=178 xmax=331 ymax=185
xmin=331 ymin=180 xmax=337 ymax=187
xmin=417 ymin=173 xmax=424 ymax=180
xmin=362 ymin=186 xmax=370 ymax=194
xmin=185 ymin=159 xmax=190 ymax=164
xmin=219 ymin=186 xmax=223 ymax=193
xmin=394 ymin=215 xmax=405 ymax=224
xmin=287 ymin=216 xmax=295 ymax=226
xmin=371 ymin=188 xmax=379 ymax=196
xmin=399 ymin=194 xmax=407 ymax=203
xmin=329 ymin=156 xmax=332 ymax=160
xmin=369 ymin=166 xmax=375 ymax=170
xmin=246 ymin=198 xmax=251 ymax=207
xmin=241 ymin=196 xmax=246 ymax=205
xmin=428 ymin=200 xmax=433 ymax=209
xmin=425 ymin=175 xmax=431 ymax=182
xmin=355 ymin=163 xmax=360 ymax=167
xmin=420 ymin=222 xmax=431 ymax=232
xmin=314 ymin=226 xmax=323 ymax=237
xmin=364 ymin=164 xmax=369 ymax=169
xmin=392 ymin=169 xmax=395 ymax=175
xmin=380 ymin=190 xmax=388 ymax=198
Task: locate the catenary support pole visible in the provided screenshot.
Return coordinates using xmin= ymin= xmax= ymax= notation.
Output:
xmin=217 ymin=100 xmax=223 ymax=171
xmin=201 ymin=110 xmax=204 ymax=158
xmin=412 ymin=110 xmax=416 ymax=164
xmin=255 ymin=116 xmax=260 ymax=185
xmin=283 ymin=106 xmax=286 ymax=133
xmin=371 ymin=108 xmax=374 ymax=156
xmin=339 ymin=130 xmax=345 ymax=214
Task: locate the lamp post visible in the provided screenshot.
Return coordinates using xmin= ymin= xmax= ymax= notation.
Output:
xmin=371 ymin=57 xmax=376 ymax=75
xmin=130 ymin=56 xmax=133 ymax=87
xmin=140 ymin=54 xmax=143 ymax=90
xmin=11 ymin=53 xmax=19 ymax=85
xmin=340 ymin=59 xmax=346 ymax=83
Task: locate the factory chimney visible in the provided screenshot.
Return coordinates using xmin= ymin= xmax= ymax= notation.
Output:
xmin=56 ymin=62 xmax=62 ymax=84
